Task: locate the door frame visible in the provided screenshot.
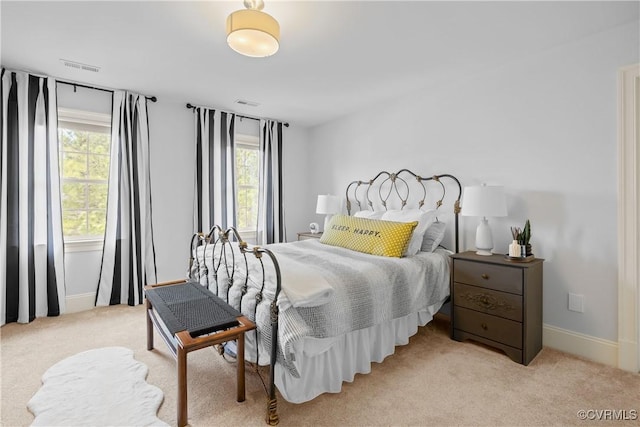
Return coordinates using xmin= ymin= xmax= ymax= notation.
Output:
xmin=617 ymin=63 xmax=639 ymax=372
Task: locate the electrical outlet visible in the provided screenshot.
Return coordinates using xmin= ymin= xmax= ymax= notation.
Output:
xmin=568 ymin=293 xmax=585 ymax=313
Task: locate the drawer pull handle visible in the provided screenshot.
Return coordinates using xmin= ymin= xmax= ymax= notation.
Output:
xmin=481 ymin=323 xmax=488 ymax=330
xmin=481 ymin=273 xmax=489 ymax=280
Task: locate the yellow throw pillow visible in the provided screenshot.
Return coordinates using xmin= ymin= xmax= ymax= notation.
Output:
xmin=319 ymin=215 xmax=418 ymax=258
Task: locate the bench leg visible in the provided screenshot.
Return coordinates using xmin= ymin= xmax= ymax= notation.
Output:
xmin=237 ymin=334 xmax=246 ymax=402
xmin=178 ymin=346 xmax=188 ymax=427
xmin=146 ymin=300 xmax=154 ymax=350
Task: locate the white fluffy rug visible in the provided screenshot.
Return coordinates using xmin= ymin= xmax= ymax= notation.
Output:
xmin=27 ymin=346 xmax=169 ymax=426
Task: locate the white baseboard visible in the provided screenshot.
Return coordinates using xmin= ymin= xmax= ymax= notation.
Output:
xmin=543 ymin=323 xmax=618 ymax=368
xmin=65 ymin=293 xmax=96 ymax=314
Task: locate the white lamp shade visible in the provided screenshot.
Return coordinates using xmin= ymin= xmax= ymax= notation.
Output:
xmin=316 ymin=195 xmax=340 ymax=215
xmin=461 ymin=185 xmax=507 ymax=218
xmin=226 ymin=9 xmax=280 ymax=57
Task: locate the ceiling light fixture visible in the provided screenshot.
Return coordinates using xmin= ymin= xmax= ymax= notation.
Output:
xmin=226 ymin=0 xmax=280 ymax=58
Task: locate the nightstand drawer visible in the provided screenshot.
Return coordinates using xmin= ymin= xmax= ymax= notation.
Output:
xmin=454 ymin=260 xmax=522 ymax=295
xmin=453 ymin=283 xmax=522 ymax=321
xmin=453 ymin=306 xmax=522 ymax=348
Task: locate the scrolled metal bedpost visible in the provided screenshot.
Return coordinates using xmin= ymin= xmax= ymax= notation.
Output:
xmin=345 ymin=181 xmax=357 ymax=215
xmin=435 ymin=173 xmax=463 ymax=253
xmin=454 ymin=199 xmax=461 ymax=253
xmin=187 ymin=232 xmax=201 ymax=279
xmin=259 ymin=247 xmax=281 ymax=426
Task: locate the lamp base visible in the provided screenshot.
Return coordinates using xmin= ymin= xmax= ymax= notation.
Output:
xmin=475 ymin=249 xmax=493 ymax=256
xmin=323 ymin=215 xmax=332 ymax=233
xmin=475 ymin=218 xmax=494 ymax=256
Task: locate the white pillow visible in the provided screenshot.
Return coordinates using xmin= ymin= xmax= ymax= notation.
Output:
xmin=353 ymin=210 xmax=385 ymax=220
xmin=381 ymin=209 xmax=436 ymax=256
xmin=421 ymin=220 xmax=447 ymax=252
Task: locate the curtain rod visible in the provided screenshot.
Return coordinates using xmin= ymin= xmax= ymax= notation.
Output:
xmin=2 ymin=67 xmax=157 ymax=102
xmin=185 ymin=103 xmax=289 ymax=127
xmin=57 ymin=80 xmax=157 ymax=102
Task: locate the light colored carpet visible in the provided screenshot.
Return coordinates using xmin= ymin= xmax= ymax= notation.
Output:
xmin=27 ymin=346 xmax=167 ymax=426
xmin=1 ymin=304 xmax=639 ymax=426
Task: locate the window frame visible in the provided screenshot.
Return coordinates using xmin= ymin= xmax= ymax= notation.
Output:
xmin=58 ymin=107 xmax=112 ymax=252
xmin=234 ymin=133 xmax=260 ymax=242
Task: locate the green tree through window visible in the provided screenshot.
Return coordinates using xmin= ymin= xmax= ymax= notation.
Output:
xmin=235 ymin=135 xmax=259 ymax=237
xmin=58 ymin=109 xmax=111 ymax=240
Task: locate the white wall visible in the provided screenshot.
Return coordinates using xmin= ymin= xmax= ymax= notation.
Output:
xmin=300 ymin=21 xmax=639 ymax=342
xmin=281 ymin=125 xmax=313 ymax=240
xmin=146 ymin=97 xmax=194 ymax=282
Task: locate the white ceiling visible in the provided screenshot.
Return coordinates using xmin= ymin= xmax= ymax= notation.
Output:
xmin=1 ymin=1 xmax=638 ymax=127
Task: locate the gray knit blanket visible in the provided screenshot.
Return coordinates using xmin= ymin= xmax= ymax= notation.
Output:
xmin=189 ymin=239 xmax=451 ymax=377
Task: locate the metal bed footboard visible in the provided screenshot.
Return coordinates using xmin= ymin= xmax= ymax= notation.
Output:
xmin=187 ymin=225 xmax=282 ymax=425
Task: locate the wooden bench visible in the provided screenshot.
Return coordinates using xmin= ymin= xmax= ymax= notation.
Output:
xmin=145 ymin=280 xmax=257 ymax=427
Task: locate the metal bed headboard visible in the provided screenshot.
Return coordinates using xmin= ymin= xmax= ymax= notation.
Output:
xmin=345 ymin=169 xmax=462 ymax=252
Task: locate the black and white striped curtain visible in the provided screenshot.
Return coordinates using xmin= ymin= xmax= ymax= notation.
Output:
xmin=257 ymin=119 xmax=286 ymax=244
xmin=0 ymin=69 xmax=66 ymax=325
xmin=193 ymin=107 xmax=236 ymax=233
xmin=96 ymin=91 xmax=156 ymax=306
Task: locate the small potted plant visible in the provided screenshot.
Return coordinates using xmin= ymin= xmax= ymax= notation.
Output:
xmin=510 ymin=220 xmax=532 ymax=257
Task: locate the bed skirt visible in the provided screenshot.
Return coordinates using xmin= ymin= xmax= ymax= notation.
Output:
xmin=271 ymin=298 xmax=447 ymax=403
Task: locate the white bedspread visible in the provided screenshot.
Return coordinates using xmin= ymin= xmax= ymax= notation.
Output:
xmin=191 ymin=240 xmax=451 ymax=378
xmin=269 ymin=250 xmax=335 ymax=310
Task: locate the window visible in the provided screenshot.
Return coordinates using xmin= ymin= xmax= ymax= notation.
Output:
xmin=235 ymin=134 xmax=259 ymax=240
xmin=58 ymin=108 xmax=111 ymax=247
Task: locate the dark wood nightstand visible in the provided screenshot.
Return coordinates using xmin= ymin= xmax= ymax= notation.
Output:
xmin=450 ymin=251 xmax=544 ymax=365
xmin=297 ymin=232 xmax=323 ymax=241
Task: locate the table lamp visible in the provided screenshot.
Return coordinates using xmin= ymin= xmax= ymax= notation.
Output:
xmin=316 ymin=195 xmax=340 ymax=232
xmin=460 ymin=184 xmax=507 ymax=256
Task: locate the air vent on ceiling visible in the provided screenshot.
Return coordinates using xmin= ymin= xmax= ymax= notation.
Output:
xmin=60 ymin=59 xmax=101 ymax=73
xmin=235 ymin=99 xmax=260 ymax=107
